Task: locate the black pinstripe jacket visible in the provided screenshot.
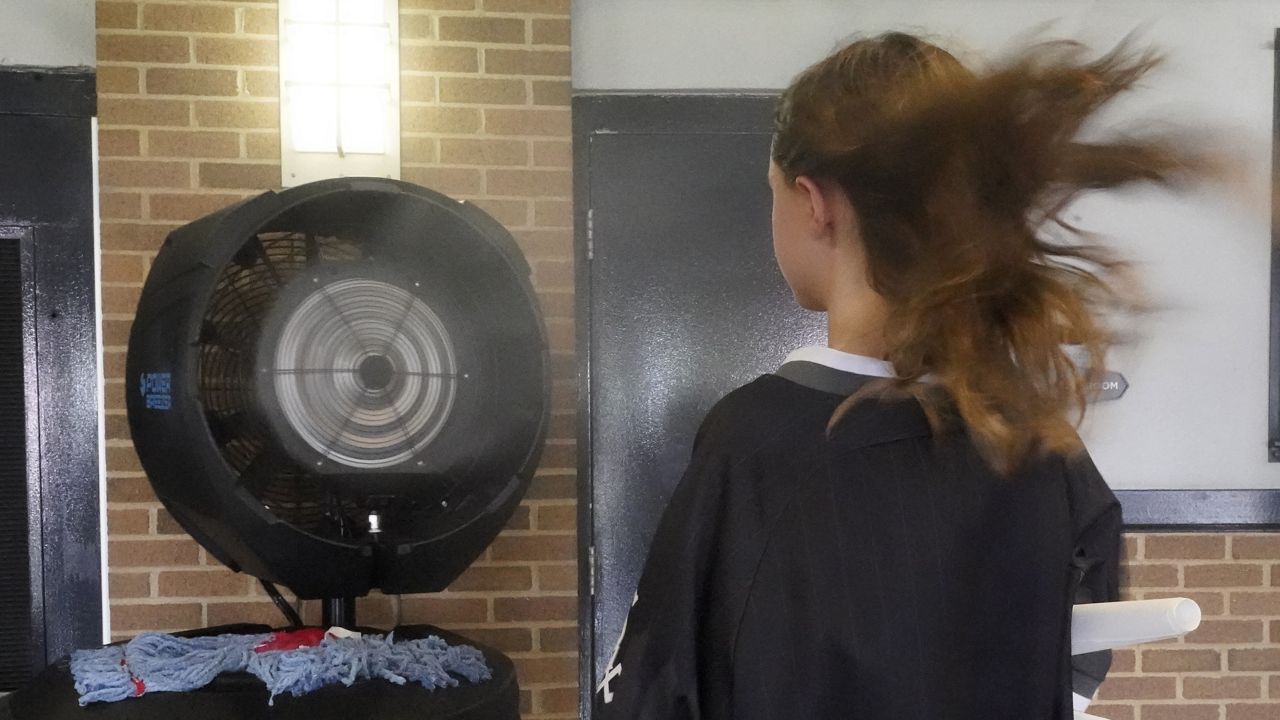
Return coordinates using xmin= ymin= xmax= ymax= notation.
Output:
xmin=595 ymin=359 xmax=1121 ymax=720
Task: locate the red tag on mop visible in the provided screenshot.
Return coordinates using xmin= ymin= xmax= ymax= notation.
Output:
xmin=254 ymin=628 xmax=327 ymax=653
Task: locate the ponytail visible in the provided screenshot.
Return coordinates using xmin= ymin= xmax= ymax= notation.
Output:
xmin=772 ymin=33 xmax=1200 ymax=473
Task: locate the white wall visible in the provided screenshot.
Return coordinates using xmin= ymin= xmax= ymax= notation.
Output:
xmin=574 ymin=1 xmax=1280 ymax=491
xmin=0 ymin=0 xmax=95 ymax=67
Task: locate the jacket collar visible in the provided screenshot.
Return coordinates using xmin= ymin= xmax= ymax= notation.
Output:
xmin=782 ymin=345 xmax=895 ymax=377
xmin=775 ymin=345 xmax=933 ymax=448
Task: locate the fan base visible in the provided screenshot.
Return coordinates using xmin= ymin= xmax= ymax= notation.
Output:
xmin=4 ymin=624 xmax=520 ymax=720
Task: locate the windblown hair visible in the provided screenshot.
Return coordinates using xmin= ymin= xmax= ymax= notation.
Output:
xmin=772 ymin=32 xmax=1197 ymax=473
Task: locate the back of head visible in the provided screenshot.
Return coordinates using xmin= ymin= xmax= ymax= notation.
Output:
xmin=772 ymin=32 xmax=1197 ymax=474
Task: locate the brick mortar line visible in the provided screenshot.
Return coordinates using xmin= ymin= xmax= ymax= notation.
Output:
xmin=99 ymin=61 xmax=283 ymax=71
xmin=89 ymin=62 xmax=540 ymax=76
xmin=100 ymin=29 xmax=281 ymax=40
xmin=102 ymin=28 xmax=569 ymax=41
xmin=1129 ymin=700 xmax=1279 ymax=704
xmin=116 ymin=104 xmax=573 ymax=115
xmin=104 ymin=526 xmax=163 ymax=534
xmin=101 ymin=159 xmax=570 ymax=168
xmin=1134 ymin=556 xmax=1276 ymax=561
xmin=99 ymin=123 xmax=275 ymax=131
xmin=111 ymin=93 xmax=568 ymax=104
xmin=110 ymin=588 xmax=213 ymax=603
xmin=98 ymin=65 xmax=570 ymax=81
xmin=97 ymin=6 xmax=566 ymax=16
xmin=446 ymin=623 xmax=578 ymax=632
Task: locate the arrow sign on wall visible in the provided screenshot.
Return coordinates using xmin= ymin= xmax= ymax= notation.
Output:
xmin=1090 ymin=371 xmax=1129 ymax=402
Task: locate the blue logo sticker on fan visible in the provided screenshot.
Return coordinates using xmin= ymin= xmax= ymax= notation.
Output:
xmin=140 ymin=372 xmax=172 ymax=411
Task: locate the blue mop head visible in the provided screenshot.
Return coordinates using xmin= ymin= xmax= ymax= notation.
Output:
xmin=69 ymin=630 xmax=491 ymax=706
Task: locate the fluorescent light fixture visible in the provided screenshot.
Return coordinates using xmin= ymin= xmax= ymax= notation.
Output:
xmin=340 ymin=26 xmax=389 ymax=84
xmin=339 ymin=0 xmax=385 ymax=25
xmin=290 ymin=85 xmax=340 ymax=153
xmin=340 ymin=87 xmax=390 ymax=154
xmin=279 ymin=0 xmax=400 ymax=186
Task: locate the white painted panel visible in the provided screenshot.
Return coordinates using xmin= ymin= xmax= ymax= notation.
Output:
xmin=574 ymin=1 xmax=1280 ymax=490
xmin=0 ymin=0 xmax=95 ymax=68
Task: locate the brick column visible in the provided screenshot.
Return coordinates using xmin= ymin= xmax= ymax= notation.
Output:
xmin=96 ymin=1 xmax=575 ymax=717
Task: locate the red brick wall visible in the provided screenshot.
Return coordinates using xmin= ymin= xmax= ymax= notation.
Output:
xmin=1089 ymin=534 xmax=1280 ymax=719
xmin=96 ymin=1 xmax=575 ymax=716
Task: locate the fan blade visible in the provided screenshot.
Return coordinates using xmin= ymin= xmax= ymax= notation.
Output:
xmin=305 ymin=234 xmax=320 ymax=265
xmin=204 ymin=409 xmax=249 ymax=446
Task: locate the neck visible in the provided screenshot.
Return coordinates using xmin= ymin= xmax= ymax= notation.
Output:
xmin=825 ymin=286 xmax=889 ymax=359
xmin=821 ymin=221 xmax=890 ymax=359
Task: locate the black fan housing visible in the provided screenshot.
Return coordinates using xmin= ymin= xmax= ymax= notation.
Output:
xmin=125 ymin=177 xmax=550 ymax=599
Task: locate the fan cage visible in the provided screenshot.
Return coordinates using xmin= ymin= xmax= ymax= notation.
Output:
xmin=268 ymin=275 xmax=459 ymax=469
xmin=198 ymin=231 xmax=473 ymax=540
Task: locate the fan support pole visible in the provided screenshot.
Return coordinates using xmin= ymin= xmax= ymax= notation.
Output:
xmin=322 ymin=597 xmax=357 ymax=629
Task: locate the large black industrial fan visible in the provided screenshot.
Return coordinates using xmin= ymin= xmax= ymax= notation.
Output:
xmin=6 ymin=178 xmax=547 ymax=719
xmin=124 ymin=177 xmax=549 ymax=605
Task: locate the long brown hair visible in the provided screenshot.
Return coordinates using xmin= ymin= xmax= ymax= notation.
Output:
xmin=772 ymin=32 xmax=1197 ymax=473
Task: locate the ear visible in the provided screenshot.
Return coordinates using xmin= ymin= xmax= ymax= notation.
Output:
xmin=793 ymin=175 xmax=836 ymax=244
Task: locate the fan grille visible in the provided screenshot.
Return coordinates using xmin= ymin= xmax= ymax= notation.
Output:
xmin=271 ymin=277 xmax=458 ymax=469
xmin=199 ymin=233 xmax=366 ymax=532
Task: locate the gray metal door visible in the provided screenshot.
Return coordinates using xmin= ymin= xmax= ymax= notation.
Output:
xmin=574 ymin=95 xmax=823 ymax=715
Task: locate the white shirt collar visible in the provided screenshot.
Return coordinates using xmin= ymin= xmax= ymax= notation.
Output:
xmin=782 ymin=345 xmax=896 ymax=378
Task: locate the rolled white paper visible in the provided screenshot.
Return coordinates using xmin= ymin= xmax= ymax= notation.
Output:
xmin=1071 ymin=598 xmax=1201 ymax=656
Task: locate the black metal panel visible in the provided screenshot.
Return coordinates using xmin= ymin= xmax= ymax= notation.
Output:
xmin=33 ymin=221 xmax=102 ymax=662
xmin=1117 ymin=490 xmax=1280 ymax=531
xmin=0 ymin=117 xmax=100 ymax=226
xmin=0 ymin=70 xmax=102 ymax=674
xmin=0 ymin=67 xmax=95 ymax=119
xmin=578 ymin=90 xmax=1280 ymax=716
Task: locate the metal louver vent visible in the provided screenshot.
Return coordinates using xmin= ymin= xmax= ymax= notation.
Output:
xmin=0 ymin=235 xmax=32 ymax=690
